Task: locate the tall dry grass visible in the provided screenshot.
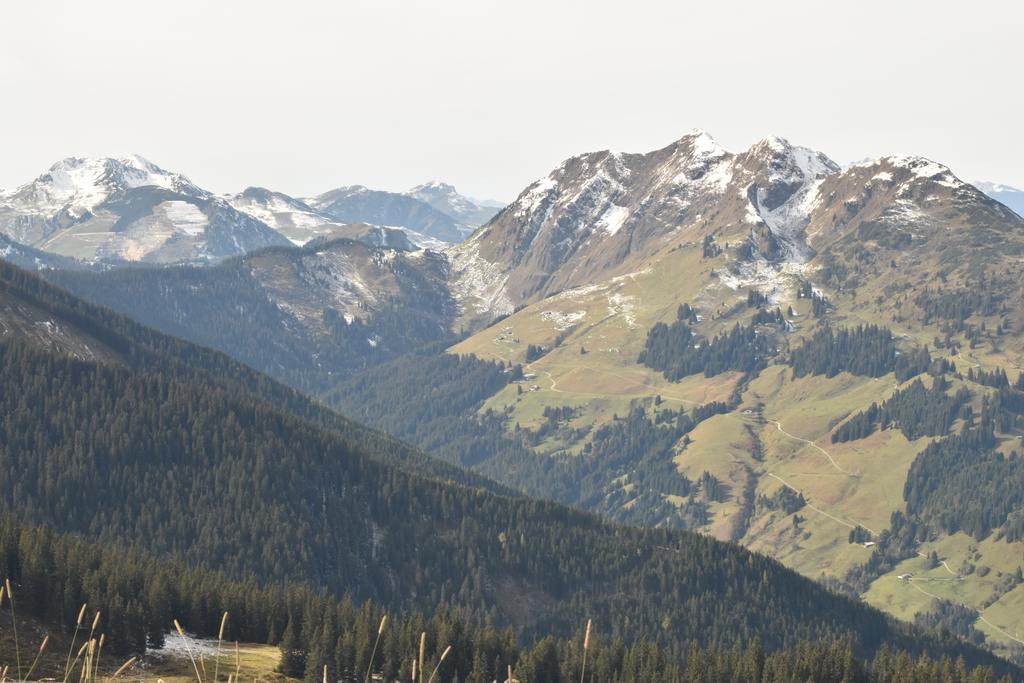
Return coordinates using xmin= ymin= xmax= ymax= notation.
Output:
xmin=0 ymin=580 xmax=133 ymax=683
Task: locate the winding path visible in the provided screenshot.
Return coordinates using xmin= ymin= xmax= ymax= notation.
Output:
xmin=765 ymin=473 xmax=877 ymax=534
xmin=906 ymin=579 xmax=1024 ymax=646
xmin=770 ymin=420 xmax=858 ymax=477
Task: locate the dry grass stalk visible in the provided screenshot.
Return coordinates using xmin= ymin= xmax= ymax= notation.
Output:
xmin=24 ymin=634 xmax=49 ymax=681
xmin=108 ymin=656 xmax=137 ymax=681
xmin=95 ymin=633 xmax=106 ymax=683
xmin=579 ymin=618 xmax=592 ymax=683
xmin=63 ymin=603 xmax=88 ymax=680
xmin=364 ymin=614 xmax=387 ymax=683
xmin=6 ymin=579 xmax=21 ymax=680
xmin=213 ymin=611 xmax=229 ymax=683
xmin=418 ymin=632 xmax=426 ymax=683
xmin=425 ymin=645 xmax=451 ymax=683
xmin=174 ymin=619 xmax=205 ymax=683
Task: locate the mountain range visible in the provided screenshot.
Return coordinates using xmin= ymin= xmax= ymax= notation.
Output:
xmin=4 ymin=130 xmax=1024 ymax=667
xmin=0 ymin=156 xmax=501 ymax=265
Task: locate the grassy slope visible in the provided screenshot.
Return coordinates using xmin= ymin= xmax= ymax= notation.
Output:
xmin=448 ymin=240 xmax=1024 ymax=658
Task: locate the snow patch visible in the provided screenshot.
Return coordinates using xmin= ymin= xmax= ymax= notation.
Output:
xmin=160 ymin=201 xmax=208 ymax=236
xmin=596 ymin=204 xmax=629 ymax=236
xmin=715 ymin=258 xmax=815 ymax=304
xmin=606 ymin=291 xmax=638 ymax=328
xmin=539 ymin=309 xmax=586 ymax=330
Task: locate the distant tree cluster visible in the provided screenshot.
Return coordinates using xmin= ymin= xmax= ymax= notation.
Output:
xmin=789 ymin=325 xmax=931 ymax=381
xmin=525 ymin=343 xmax=546 ymax=362
xmin=747 ymin=289 xmax=769 ymax=308
xmin=967 ymin=367 xmax=1012 ymax=389
xmin=914 ymin=600 xmax=987 ymax=647
xmin=915 ymin=282 xmax=1005 ymax=324
xmin=639 ymin=318 xmax=774 ymax=381
xmin=751 ymin=307 xmax=785 ymax=326
xmin=832 ymin=377 xmax=971 ymax=443
xmin=798 ymin=281 xmax=831 ymax=318
xmin=904 ymin=416 xmax=1024 ymax=540
xmin=702 ymin=235 xmax=722 ymax=258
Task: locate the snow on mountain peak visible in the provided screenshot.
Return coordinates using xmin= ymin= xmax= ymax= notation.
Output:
xmin=2 ymin=155 xmax=204 ymax=216
xmin=672 ymin=128 xmax=728 ymax=162
xmin=410 ymin=180 xmax=457 ymax=193
xmin=748 ymin=136 xmax=839 ymax=180
xmin=884 ymin=156 xmax=960 ymax=186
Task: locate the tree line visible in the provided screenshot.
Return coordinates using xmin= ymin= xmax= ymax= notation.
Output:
xmin=0 ymin=515 xmax=1017 ymax=682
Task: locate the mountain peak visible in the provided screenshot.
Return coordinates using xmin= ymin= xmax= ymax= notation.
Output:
xmin=410 ymin=180 xmax=458 ymax=194
xmin=745 ymin=137 xmax=838 ymax=178
xmin=4 ymin=154 xmax=205 ymax=216
xmin=407 ymin=180 xmax=500 ymax=229
xmin=674 ymin=128 xmax=728 ymax=159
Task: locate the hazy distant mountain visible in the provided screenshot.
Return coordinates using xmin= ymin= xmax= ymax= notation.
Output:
xmin=0 ymin=233 xmax=97 ymax=271
xmin=976 ymin=181 xmax=1024 ymax=217
xmin=0 ymin=156 xmax=289 ymax=264
xmin=48 ymin=236 xmax=454 ymax=393
xmin=407 ymin=180 xmax=503 ymax=227
xmin=225 ymin=186 xmax=346 ymax=246
xmin=306 ymin=185 xmax=469 ymax=246
xmin=318 ymin=222 xmax=416 ymax=251
xmin=0 ymin=157 xmax=502 ymax=266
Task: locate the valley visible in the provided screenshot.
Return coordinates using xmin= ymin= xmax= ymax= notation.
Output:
xmin=2 ymin=129 xmax=1024 ymax=675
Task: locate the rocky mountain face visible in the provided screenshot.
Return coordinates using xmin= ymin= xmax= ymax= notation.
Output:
xmin=318 ymin=223 xmax=416 ymax=251
xmin=448 ymin=131 xmax=1023 ymax=325
xmin=0 ymin=156 xmax=291 ymax=264
xmin=229 ymin=182 xmax=499 ymax=249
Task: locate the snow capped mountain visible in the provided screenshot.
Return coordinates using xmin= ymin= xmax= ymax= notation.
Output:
xmin=449 ymin=131 xmax=1022 ymax=323
xmin=226 ymin=187 xmax=345 ymax=246
xmin=0 ymin=154 xmax=500 ymax=267
xmin=976 ymin=181 xmax=1024 ymax=218
xmin=2 ymin=155 xmax=206 ymax=218
xmin=227 ymin=182 xmax=499 ymax=250
xmin=0 ymin=156 xmax=289 ymax=264
xmin=407 ymin=180 xmax=503 ymax=227
xmin=449 ymin=129 xmax=749 ymax=318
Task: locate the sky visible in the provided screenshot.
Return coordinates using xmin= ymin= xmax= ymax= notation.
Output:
xmin=1 ymin=0 xmax=1021 ymax=202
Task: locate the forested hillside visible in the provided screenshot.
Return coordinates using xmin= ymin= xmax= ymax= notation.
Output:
xmin=46 ymin=237 xmax=456 ymax=394
xmin=0 ymin=259 xmax=1015 ymax=669
xmin=1 ymin=516 xmax=1017 ymax=682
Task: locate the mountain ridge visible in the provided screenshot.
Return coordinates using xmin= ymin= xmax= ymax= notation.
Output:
xmin=0 ymin=156 xmax=502 ymax=265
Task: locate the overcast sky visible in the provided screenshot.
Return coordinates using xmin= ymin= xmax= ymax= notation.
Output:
xmin=1 ymin=0 xmax=1020 ymax=201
